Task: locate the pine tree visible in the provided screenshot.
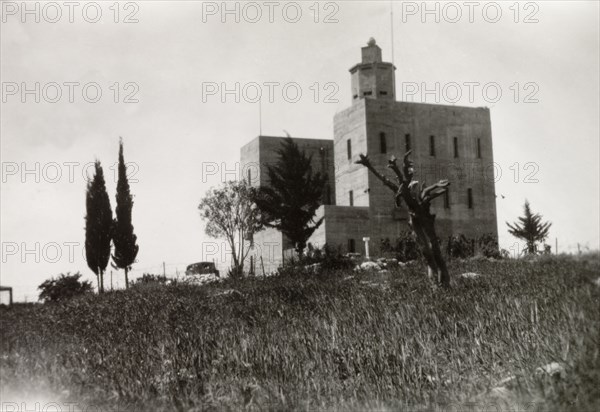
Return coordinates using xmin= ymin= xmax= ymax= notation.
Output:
xmin=85 ymin=161 xmax=113 ymax=293
xmin=112 ymin=138 xmax=139 ymax=289
xmin=506 ymin=200 xmax=552 ymax=255
xmin=253 ymin=136 xmax=327 ymax=257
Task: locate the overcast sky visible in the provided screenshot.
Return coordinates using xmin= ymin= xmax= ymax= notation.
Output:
xmin=1 ymin=1 xmax=599 ymax=301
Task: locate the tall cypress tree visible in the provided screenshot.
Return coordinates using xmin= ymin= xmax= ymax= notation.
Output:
xmin=112 ymin=138 xmax=139 ymax=288
xmin=85 ymin=161 xmax=113 ymax=293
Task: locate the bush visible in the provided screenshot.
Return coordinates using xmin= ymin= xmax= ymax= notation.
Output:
xmin=446 ymin=234 xmax=475 ymax=259
xmin=277 ymin=244 xmax=354 ymax=276
xmin=446 ymin=233 xmax=501 ymax=260
xmin=380 ymin=231 xmax=421 ymax=262
xmin=135 ymin=273 xmax=168 ymax=285
xmin=38 ymin=272 xmax=93 ymax=302
xmin=477 ymin=233 xmax=502 ymax=259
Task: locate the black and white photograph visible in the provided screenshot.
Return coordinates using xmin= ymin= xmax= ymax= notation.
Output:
xmin=1 ymin=1 xmax=599 ymax=410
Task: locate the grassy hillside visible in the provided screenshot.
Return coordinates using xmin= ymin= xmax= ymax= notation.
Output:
xmin=1 ymin=255 xmax=599 ymax=411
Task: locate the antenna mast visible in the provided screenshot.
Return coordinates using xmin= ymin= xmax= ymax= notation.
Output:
xmin=390 ymin=0 xmax=396 ymax=98
xmin=258 ymin=98 xmax=263 ymax=136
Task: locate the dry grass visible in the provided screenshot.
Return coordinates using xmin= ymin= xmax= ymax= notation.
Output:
xmin=1 ymin=254 xmax=599 ymax=411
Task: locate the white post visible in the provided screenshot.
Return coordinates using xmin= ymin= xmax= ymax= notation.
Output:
xmin=362 ymin=237 xmax=370 ymax=259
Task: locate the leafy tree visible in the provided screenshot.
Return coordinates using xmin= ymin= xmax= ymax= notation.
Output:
xmin=85 ymin=161 xmax=113 ymax=292
xmin=38 ymin=272 xmax=93 ymax=302
xmin=199 ymin=180 xmax=263 ymax=277
xmin=252 ymin=137 xmax=327 ymax=257
xmin=506 ymin=200 xmax=552 ymax=255
xmin=112 ymin=138 xmax=139 ymax=289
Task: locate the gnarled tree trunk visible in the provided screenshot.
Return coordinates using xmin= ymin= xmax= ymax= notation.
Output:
xmin=356 ymin=151 xmax=450 ymax=288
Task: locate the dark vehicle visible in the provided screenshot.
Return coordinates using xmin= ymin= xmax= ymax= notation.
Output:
xmin=185 ymin=262 xmax=220 ymax=277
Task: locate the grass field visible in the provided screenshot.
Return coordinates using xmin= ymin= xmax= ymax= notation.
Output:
xmin=1 ymin=254 xmax=599 ymax=411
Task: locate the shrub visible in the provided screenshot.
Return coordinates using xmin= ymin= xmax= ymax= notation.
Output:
xmin=446 ymin=234 xmax=475 ymax=259
xmin=477 ymin=233 xmax=502 ymax=259
xmin=135 ymin=273 xmax=168 ymax=285
xmin=446 ymin=233 xmax=501 ymax=259
xmin=38 ymin=272 xmax=93 ymax=302
xmin=380 ymin=232 xmax=421 ymax=262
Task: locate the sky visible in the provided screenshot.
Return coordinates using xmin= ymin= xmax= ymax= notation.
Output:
xmin=1 ymin=1 xmax=599 ymax=302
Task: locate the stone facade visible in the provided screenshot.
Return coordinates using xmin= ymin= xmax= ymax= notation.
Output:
xmin=240 ymin=39 xmax=498 ymax=271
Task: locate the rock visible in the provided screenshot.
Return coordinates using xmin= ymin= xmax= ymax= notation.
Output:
xmin=594 ymin=277 xmax=600 ymax=287
xmin=535 ymin=362 xmax=565 ymax=379
xmin=388 ymin=258 xmax=401 ymax=266
xmin=183 ymin=273 xmax=220 ymax=285
xmin=355 ymin=261 xmax=382 ymax=271
xmin=460 ymin=272 xmax=481 ymax=279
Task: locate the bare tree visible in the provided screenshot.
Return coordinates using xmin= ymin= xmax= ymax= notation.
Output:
xmin=356 ymin=151 xmax=451 ymax=288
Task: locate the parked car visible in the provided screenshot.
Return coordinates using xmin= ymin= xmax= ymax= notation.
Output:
xmin=185 ymin=262 xmax=220 ymax=278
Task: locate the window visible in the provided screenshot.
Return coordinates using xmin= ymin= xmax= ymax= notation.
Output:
xmin=349 ymin=190 xmax=354 ymax=206
xmin=363 ymin=91 xmax=372 ymax=96
xmin=353 ymin=94 xmax=358 ymax=100
xmin=429 ymin=135 xmax=436 ymax=157
xmin=379 ymin=91 xmax=388 ymax=96
xmin=347 ymin=139 xmax=352 ymax=160
xmin=405 ymin=134 xmax=411 ymax=152
xmin=444 ymin=189 xmax=450 ymax=209
xmin=467 ymin=188 xmax=473 ymax=209
xmin=477 ymin=138 xmax=482 ymax=158
xmin=348 ymin=238 xmax=356 ymax=253
xmin=453 ymin=136 xmax=459 ymax=158
xmin=247 ymin=169 xmax=252 ymax=184
xmin=379 ymin=132 xmax=387 ymax=154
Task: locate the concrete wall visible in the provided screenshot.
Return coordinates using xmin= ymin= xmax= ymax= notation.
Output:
xmin=333 ymin=99 xmax=370 ymax=208
xmin=332 ymin=98 xmax=497 ymax=255
xmin=246 ymin=227 xmax=286 ymax=275
xmin=240 ymin=135 xmax=336 ymax=205
xmin=362 ymin=99 xmax=498 ymax=251
xmin=306 ymin=205 xmax=370 ymax=254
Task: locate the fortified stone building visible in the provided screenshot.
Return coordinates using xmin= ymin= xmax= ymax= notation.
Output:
xmin=241 ymin=39 xmax=498 ymax=272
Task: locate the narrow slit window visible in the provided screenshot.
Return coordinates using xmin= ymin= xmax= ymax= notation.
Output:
xmin=247 ymin=169 xmax=252 ymax=185
xmin=453 ymin=136 xmax=459 ymax=158
xmin=477 ymin=138 xmax=482 ymax=158
xmin=348 ymin=238 xmax=356 ymax=253
xmin=444 ymin=189 xmax=450 ymax=209
xmin=429 ymin=135 xmax=436 ymax=157
xmin=347 ymin=139 xmax=352 ymax=160
xmin=405 ymin=134 xmax=411 ymax=152
xmin=380 ymin=132 xmax=387 ymax=154
xmin=349 ymin=190 xmax=354 ymax=206
xmin=468 ymin=188 xmax=473 ymax=209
